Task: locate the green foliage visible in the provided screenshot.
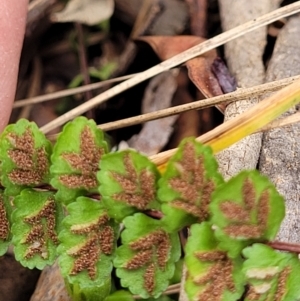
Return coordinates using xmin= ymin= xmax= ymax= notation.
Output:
xmin=104 ymin=290 xmax=134 ymax=301
xmin=242 ymin=244 xmax=300 ymax=301
xmin=0 ymin=119 xmax=52 ymax=196
xmin=185 ymin=222 xmax=245 ymax=301
xmin=0 ymin=118 xmax=297 ymax=301
xmin=51 ymin=116 xmax=108 ymax=204
xmin=12 ymin=189 xmax=63 ymax=269
xmin=64 ymin=275 xmax=111 ymax=301
xmin=98 ymin=150 xmax=161 ymax=221
xmin=147 ymin=296 xmax=175 ymax=301
xmin=210 ymin=171 xmax=285 ymax=257
xmin=58 ymin=196 xmax=119 ymax=301
xmin=89 ymin=62 xmax=117 ymax=81
xmin=114 ymin=213 xmax=181 ymax=298
xmin=158 ymin=138 xmax=224 ymax=232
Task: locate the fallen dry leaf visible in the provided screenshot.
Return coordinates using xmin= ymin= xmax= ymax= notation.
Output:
xmin=211 ymin=57 xmax=236 ymax=93
xmin=137 ymin=35 xmax=225 ymax=98
xmin=52 ymin=0 xmax=114 ymax=26
xmin=185 ymin=0 xmax=207 ymax=37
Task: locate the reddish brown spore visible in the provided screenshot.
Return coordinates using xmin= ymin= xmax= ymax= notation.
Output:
xmin=243 ymin=178 xmax=256 ymax=211
xmin=129 ymin=230 xmax=166 ymax=251
xmin=70 ymin=235 xmax=100 ymax=279
xmin=99 ymin=226 xmax=114 ymax=255
xmin=194 ymin=254 xmax=235 ymax=300
xmin=22 ymin=197 xmax=58 ymax=259
xmin=220 ymin=201 xmax=250 ymax=222
xmin=194 ymin=250 xmax=227 ymax=261
xmin=7 ymin=129 xmax=49 ymax=185
xmin=167 ymin=142 xmax=216 ymax=221
xmin=156 ymin=232 xmax=170 ymax=269
xmin=60 ymin=126 xmax=104 ymax=189
xmin=111 ymin=153 xmax=156 ymax=210
xmin=275 ymin=267 xmax=290 ymax=301
xmin=59 ymin=174 xmax=97 ymax=189
xmin=125 ymin=249 xmax=152 ymax=270
xmin=144 ymin=263 xmax=155 ymax=293
xmin=257 ymin=190 xmax=269 ymax=230
xmin=0 ymin=198 xmax=9 ymax=240
xmin=224 ymin=224 xmax=262 ymax=238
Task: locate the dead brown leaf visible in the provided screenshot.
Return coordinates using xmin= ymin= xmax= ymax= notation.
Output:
xmin=137 ymin=36 xmax=224 ymax=99
xmin=185 ymin=0 xmax=207 ymax=37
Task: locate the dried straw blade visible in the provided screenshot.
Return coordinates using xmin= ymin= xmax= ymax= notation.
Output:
xmin=97 ymin=75 xmax=300 ymax=131
xmin=13 ymin=73 xmax=138 ymax=108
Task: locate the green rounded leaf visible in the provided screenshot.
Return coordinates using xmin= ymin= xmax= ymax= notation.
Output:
xmin=98 ymin=150 xmax=160 ymax=221
xmin=210 ymin=170 xmax=285 ymax=257
xmin=51 ymin=116 xmax=108 ymax=204
xmin=158 ymin=138 xmax=224 ymax=232
xmin=114 ymin=213 xmax=181 ymax=299
xmin=104 ymin=290 xmax=134 ymax=301
xmin=0 ymin=119 xmax=52 ymax=196
xmin=64 ymin=273 xmax=111 ymax=301
xmin=12 ymin=189 xmax=63 ymax=269
xmin=185 ymin=222 xmax=245 ymax=301
xmin=58 ymin=197 xmax=119 ymax=298
xmin=242 ymin=244 xmax=300 ymax=301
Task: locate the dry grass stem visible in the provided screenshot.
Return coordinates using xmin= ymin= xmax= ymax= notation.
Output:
xmin=97 ymin=75 xmax=300 ymax=131
xmin=14 ymin=73 xmax=139 ymax=108
xmin=39 ymin=2 xmax=300 ymax=134
xmin=45 ymin=75 xmax=300 ymax=142
xmin=150 ymin=77 xmax=300 ymax=165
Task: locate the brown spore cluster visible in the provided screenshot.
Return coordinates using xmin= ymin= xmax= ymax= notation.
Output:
xmin=169 ymin=142 xmax=215 ymax=221
xmin=0 ymin=198 xmax=9 ymax=240
xmin=99 ymin=226 xmax=115 ymax=255
xmin=125 ymin=229 xmax=170 ymax=294
xmin=144 ymin=263 xmax=155 ymax=294
xmin=193 ymin=250 xmax=235 ymax=300
xmin=23 ymin=198 xmax=58 ymax=259
xmin=246 ymin=266 xmax=290 ymax=301
xmin=59 ymin=126 xmax=104 ymax=189
xmin=112 ymin=153 xmax=156 ymax=210
xmin=69 ymin=213 xmax=115 ymax=279
xmin=125 ymin=249 xmax=153 ymax=270
xmin=274 ymin=267 xmax=290 ymax=301
xmin=69 ymin=234 xmax=100 ymax=279
xmin=220 ymin=178 xmax=270 ymax=239
xmin=7 ymin=129 xmax=48 ymax=185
